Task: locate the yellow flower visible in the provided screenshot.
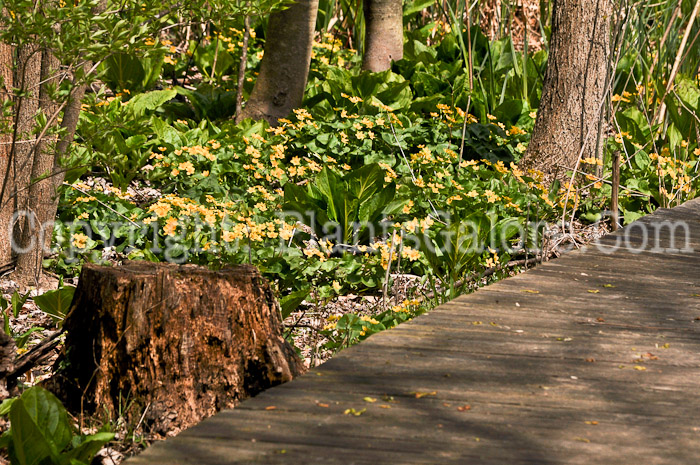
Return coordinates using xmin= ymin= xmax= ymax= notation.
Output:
xmin=164 ymin=56 xmax=176 ymax=65
xmin=72 ymin=233 xmax=88 ymax=249
xmin=401 ymin=247 xmax=420 ymax=261
xmin=332 ymin=281 xmax=341 ymax=293
xmin=178 ymin=161 xmax=195 ymax=175
xmin=507 ymin=126 xmax=526 ymax=136
xmin=163 ymin=217 xmax=178 ymax=236
xmin=150 ymin=203 xmax=171 ymax=218
xmin=402 ymin=200 xmax=414 ymax=214
xmin=484 ymin=190 xmax=500 ymax=203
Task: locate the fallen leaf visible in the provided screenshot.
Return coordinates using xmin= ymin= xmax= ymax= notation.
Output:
xmin=633 ymin=365 xmax=647 ymax=371
xmin=379 ymin=405 xmax=392 ymax=409
xmin=596 ymin=317 xmax=605 ymax=322
xmin=363 ymin=397 xmax=377 ymax=403
xmin=584 ymin=421 xmax=599 ymax=425
xmin=575 ymin=437 xmax=591 ymax=443
xmin=457 ymin=405 xmax=472 ymax=412
xmin=603 ymin=284 xmax=615 ymax=288
xmin=316 ymin=403 xmax=329 ymax=408
xmin=343 ymin=408 xmax=366 ymax=416
xmin=522 ymin=289 xmax=540 ymax=294
xmin=587 ymin=289 xmax=600 ymax=294
xmin=585 ymin=358 xmax=595 ymax=363
xmin=411 ymin=391 xmax=437 ymax=399
xmin=265 ymin=406 xmax=277 ymax=410
xmin=472 ymin=321 xmax=482 ymax=325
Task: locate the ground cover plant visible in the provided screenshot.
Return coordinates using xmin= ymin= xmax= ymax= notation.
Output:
xmin=1 ymin=0 xmax=700 ymax=462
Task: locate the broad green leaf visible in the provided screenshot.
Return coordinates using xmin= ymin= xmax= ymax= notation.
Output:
xmin=127 ymin=89 xmax=177 ymax=116
xmin=9 ymin=387 xmax=72 ymax=465
xmin=280 ymin=289 xmax=310 ymax=319
xmin=34 ymin=287 xmax=76 ymax=325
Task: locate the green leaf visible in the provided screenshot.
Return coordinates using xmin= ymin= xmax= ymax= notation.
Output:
xmin=280 ymin=289 xmax=310 ymax=319
xmin=9 ymin=387 xmax=73 ymax=465
xmin=0 ymin=397 xmax=16 ymax=416
xmin=63 ymin=432 xmax=114 ymax=464
xmin=127 ymin=89 xmax=177 ymax=116
xmin=11 ymin=292 xmax=30 ymax=318
xmin=100 ymin=53 xmax=145 ymax=92
xmin=34 ymin=287 xmax=76 ymax=325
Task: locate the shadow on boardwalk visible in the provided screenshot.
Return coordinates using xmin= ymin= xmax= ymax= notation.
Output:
xmin=129 ymin=199 xmax=700 ymax=464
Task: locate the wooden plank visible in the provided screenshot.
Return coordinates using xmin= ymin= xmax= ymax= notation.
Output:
xmin=127 ymin=199 xmax=700 ymax=464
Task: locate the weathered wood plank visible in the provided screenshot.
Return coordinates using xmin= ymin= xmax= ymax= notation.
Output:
xmin=127 ymin=197 xmax=700 ymax=464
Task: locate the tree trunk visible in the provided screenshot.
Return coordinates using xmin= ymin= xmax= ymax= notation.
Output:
xmin=0 ymin=33 xmax=13 ymax=270
xmin=14 ymin=51 xmax=61 ymax=285
xmin=12 ymin=44 xmax=42 ymax=229
xmin=520 ymin=0 xmax=612 ymax=179
xmin=47 ymin=262 xmax=304 ymax=435
xmin=361 ymin=0 xmax=403 ymax=72
xmin=0 ymin=329 xmax=15 ymax=400
xmin=240 ymin=0 xmax=319 ymax=125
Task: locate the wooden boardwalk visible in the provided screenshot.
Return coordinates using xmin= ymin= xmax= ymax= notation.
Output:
xmin=129 ymin=199 xmax=700 ymax=464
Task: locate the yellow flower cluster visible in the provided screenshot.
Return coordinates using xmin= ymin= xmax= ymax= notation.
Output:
xmin=391 ymin=299 xmax=421 ymax=314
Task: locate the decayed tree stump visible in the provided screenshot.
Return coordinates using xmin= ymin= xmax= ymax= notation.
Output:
xmin=48 ymin=261 xmax=303 ymax=434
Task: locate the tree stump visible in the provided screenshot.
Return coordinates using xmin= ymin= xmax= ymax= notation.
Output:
xmin=47 ymin=262 xmax=303 ymax=435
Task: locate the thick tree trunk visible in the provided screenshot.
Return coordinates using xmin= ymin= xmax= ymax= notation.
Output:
xmin=240 ymin=0 xmax=319 ymax=125
xmin=47 ymin=262 xmax=304 ymax=435
xmin=520 ymin=0 xmax=612 ymax=179
xmin=362 ymin=0 xmax=403 ymax=72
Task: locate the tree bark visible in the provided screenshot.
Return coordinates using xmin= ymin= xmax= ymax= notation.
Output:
xmin=240 ymin=0 xmax=319 ymax=125
xmin=0 ymin=329 xmax=15 ymax=400
xmin=0 ymin=32 xmax=14 ymax=270
xmin=361 ymin=0 xmax=403 ymax=72
xmin=47 ymin=262 xmax=304 ymax=435
xmin=14 ymin=51 xmax=61 ymax=285
xmin=520 ymin=0 xmax=612 ymax=179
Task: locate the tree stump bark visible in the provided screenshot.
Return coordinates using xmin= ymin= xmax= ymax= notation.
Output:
xmin=47 ymin=262 xmax=303 ymax=435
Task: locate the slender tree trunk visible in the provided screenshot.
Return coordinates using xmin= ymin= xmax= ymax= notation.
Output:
xmin=520 ymin=0 xmax=612 ymax=179
xmin=12 ymin=45 xmax=42 ymax=251
xmin=14 ymin=51 xmax=60 ymax=284
xmin=13 ymin=1 xmax=104 ymax=286
xmin=361 ymin=0 xmax=403 ymax=72
xmin=240 ymin=0 xmax=319 ymax=125
xmin=0 ymin=32 xmax=14 ymax=270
